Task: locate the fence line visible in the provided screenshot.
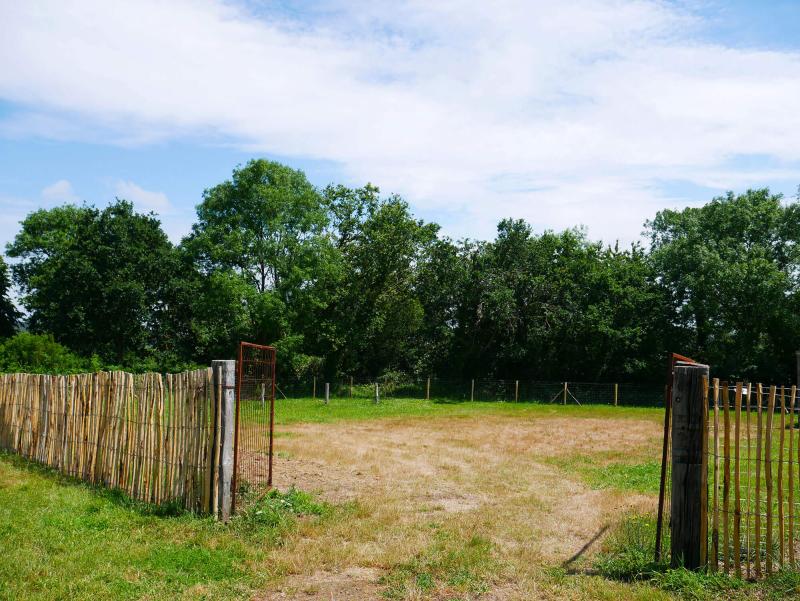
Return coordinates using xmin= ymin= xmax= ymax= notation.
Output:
xmin=670 ymin=378 xmax=800 ymax=577
xmin=0 ymin=369 xmax=219 ymax=512
xmin=279 ymin=377 xmax=665 ymax=406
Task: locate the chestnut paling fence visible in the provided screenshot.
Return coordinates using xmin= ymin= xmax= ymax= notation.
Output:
xmin=707 ymin=380 xmax=800 ymax=577
xmin=0 ymin=369 xmax=224 ymax=513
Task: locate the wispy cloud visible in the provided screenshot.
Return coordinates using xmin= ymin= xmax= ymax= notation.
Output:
xmin=1 ymin=1 xmax=799 ymax=243
xmin=41 ymin=179 xmax=79 ymax=203
xmin=114 ymin=180 xmax=171 ymax=214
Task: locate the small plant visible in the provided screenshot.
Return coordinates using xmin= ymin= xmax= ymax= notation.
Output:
xmin=231 ymin=486 xmax=330 ymax=539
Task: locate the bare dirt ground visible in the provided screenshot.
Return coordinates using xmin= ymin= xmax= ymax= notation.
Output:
xmin=253 ymin=413 xmax=663 ymax=600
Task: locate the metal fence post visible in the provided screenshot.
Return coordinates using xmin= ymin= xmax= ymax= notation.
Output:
xmin=212 ymin=359 xmax=236 ymax=522
xmin=671 ymin=362 xmax=709 ymax=569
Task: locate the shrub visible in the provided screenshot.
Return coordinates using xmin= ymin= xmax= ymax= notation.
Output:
xmin=0 ymin=332 xmax=95 ymax=373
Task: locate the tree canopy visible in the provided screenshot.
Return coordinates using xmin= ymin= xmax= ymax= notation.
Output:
xmin=3 ymin=162 xmax=798 ymax=383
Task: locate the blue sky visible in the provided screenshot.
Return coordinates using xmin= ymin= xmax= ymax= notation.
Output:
xmin=1 ymin=0 xmax=799 ymax=248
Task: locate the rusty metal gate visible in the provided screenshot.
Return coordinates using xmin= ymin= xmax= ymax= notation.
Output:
xmin=233 ymin=342 xmax=276 ymax=511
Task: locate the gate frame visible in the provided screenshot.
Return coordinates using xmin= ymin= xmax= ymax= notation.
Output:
xmin=232 ymin=341 xmax=277 ymax=514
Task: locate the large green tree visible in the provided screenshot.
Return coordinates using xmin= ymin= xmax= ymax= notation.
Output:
xmin=647 ymin=189 xmax=800 ymax=381
xmin=320 ymin=184 xmax=438 ymax=377
xmin=6 ymin=201 xmax=180 ymax=363
xmin=185 ymin=160 xmax=333 ymax=374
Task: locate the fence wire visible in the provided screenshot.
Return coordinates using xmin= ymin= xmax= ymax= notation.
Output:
xmin=278 ymin=377 xmax=665 ymax=406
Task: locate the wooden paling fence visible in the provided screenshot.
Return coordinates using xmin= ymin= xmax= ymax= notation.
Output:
xmin=708 ymin=379 xmax=800 ymax=577
xmin=0 ymin=369 xmax=227 ymax=514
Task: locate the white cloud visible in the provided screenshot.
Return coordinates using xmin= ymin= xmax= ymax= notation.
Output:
xmin=0 ymin=1 xmax=799 ymax=243
xmin=41 ymin=179 xmax=79 ymax=203
xmin=114 ymin=181 xmax=171 ymax=214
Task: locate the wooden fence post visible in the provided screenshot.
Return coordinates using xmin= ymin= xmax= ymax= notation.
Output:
xmin=515 ymin=380 xmax=519 ymax=403
xmin=312 ymin=376 xmax=316 ymax=400
xmin=670 ymin=362 xmax=709 ymax=569
xmin=563 ymin=382 xmax=567 ymax=405
xmin=374 ymin=382 xmax=379 ymax=404
xmin=614 ymin=383 xmax=618 ymax=406
xmin=212 ymin=360 xmax=236 ymax=522
xmin=426 ymin=377 xmax=430 ymax=401
xmin=471 ymin=379 xmax=475 ymax=402
xmin=325 ymin=382 xmax=330 ymax=405
xmin=349 ymin=376 xmax=353 ymax=398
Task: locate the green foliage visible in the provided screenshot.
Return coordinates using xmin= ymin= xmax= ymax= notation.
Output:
xmin=648 ymin=189 xmax=800 ymax=381
xmin=4 ymin=161 xmax=799 ymax=383
xmin=0 ymin=332 xmax=96 ymax=373
xmin=0 ymin=256 xmax=19 ymax=338
xmin=6 ymin=201 xmax=184 ymax=364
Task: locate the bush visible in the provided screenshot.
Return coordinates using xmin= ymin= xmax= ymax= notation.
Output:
xmin=0 ymin=332 xmax=97 ymax=373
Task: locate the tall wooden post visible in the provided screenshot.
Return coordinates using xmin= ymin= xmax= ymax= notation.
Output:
xmin=312 ymin=376 xmax=316 ymax=400
xmin=470 ymin=379 xmax=475 ymax=402
xmin=349 ymin=376 xmax=353 ymax=398
xmin=426 ymin=377 xmax=430 ymax=401
xmin=614 ymin=383 xmax=619 ymax=406
xmin=515 ymin=380 xmax=519 ymax=402
xmin=212 ymin=360 xmax=235 ymax=522
xmin=563 ymin=382 xmax=567 ymax=405
xmin=374 ymin=382 xmax=380 ymax=404
xmin=670 ymin=362 xmax=709 ymax=569
xmin=324 ymin=382 xmax=330 ymax=405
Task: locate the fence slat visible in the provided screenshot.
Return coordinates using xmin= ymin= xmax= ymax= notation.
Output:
xmin=711 ymin=378 xmax=720 ymax=571
xmin=778 ymin=386 xmax=786 ymax=567
xmin=766 ymin=385 xmax=776 ymax=574
xmin=722 ymin=381 xmax=730 ymax=573
xmin=0 ymin=369 xmax=216 ymax=513
xmin=734 ymin=382 xmax=742 ymax=579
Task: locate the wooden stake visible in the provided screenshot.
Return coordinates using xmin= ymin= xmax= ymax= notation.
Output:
xmin=734 ymin=382 xmax=742 ymax=579
xmin=723 ymin=381 xmax=730 ymax=573
xmin=755 ymin=383 xmax=763 ymax=578
xmin=789 ymin=385 xmax=796 ymax=566
xmin=711 ymin=378 xmax=720 ymax=571
xmin=778 ymin=386 xmax=786 ymax=566
xmin=766 ymin=385 xmax=776 ymax=575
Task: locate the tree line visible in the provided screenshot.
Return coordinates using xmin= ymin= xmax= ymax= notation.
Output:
xmin=0 ymin=159 xmax=798 ymax=383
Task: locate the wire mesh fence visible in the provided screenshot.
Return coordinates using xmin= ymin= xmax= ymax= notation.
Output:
xmin=276 ymin=376 xmax=665 ymax=406
xmin=234 ymin=343 xmax=276 ymax=497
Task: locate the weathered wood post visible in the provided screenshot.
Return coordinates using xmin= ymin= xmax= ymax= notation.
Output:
xmin=212 ymin=359 xmax=236 ymax=521
xmin=471 ymin=379 xmax=475 ymax=402
xmin=671 ymin=362 xmax=709 ymax=569
xmin=374 ymin=382 xmax=380 ymax=404
xmin=614 ymin=383 xmax=619 ymax=406
xmin=426 ymin=377 xmax=431 ymax=401
xmin=515 ymin=380 xmax=519 ymax=402
xmin=324 ymin=382 xmax=330 ymax=405
xmin=563 ymin=382 xmax=567 ymax=405
xmin=349 ymin=376 xmax=353 ymax=398
xmin=312 ymin=376 xmax=316 ymax=400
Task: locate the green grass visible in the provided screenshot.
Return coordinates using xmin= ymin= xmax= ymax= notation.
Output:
xmin=251 ymin=396 xmax=664 ymax=426
xmin=0 ymin=453 xmax=329 ymax=601
xmin=381 ymin=527 xmax=498 ymax=600
xmin=596 ymin=514 xmax=800 ymax=600
xmin=547 ymin=454 xmax=662 ymax=495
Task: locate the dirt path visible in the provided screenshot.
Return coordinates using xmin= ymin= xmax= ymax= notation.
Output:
xmin=255 ymin=413 xmax=662 ymax=600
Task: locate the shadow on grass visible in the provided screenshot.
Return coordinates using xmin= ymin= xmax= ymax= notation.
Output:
xmin=0 ymin=450 xmax=187 ymax=517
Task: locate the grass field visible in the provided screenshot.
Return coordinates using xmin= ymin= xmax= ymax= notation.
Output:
xmin=1 ymin=398 xmax=799 ymax=600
